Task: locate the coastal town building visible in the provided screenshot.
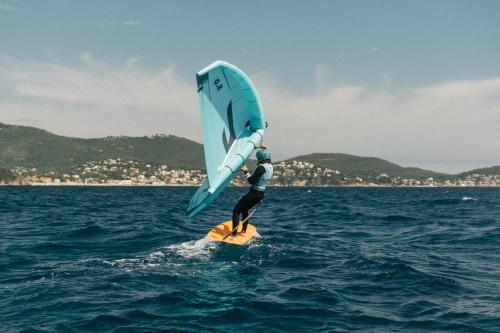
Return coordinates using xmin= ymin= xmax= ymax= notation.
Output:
xmin=6 ymin=159 xmax=500 ymax=187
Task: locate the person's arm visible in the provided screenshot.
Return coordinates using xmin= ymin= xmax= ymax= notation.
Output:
xmin=245 ymin=165 xmax=266 ymax=184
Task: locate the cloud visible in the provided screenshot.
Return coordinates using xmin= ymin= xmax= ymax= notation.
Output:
xmin=417 ymin=78 xmax=500 ymax=100
xmin=0 ymin=3 xmax=16 ymax=11
xmin=0 ymin=54 xmax=198 ymax=140
xmin=313 ymin=64 xmax=332 ymax=88
xmin=0 ymin=54 xmax=499 ymax=173
xmin=251 ymin=74 xmax=500 ymax=172
xmin=96 ymin=20 xmax=142 ymax=28
xmin=121 ymin=20 xmax=141 ymax=27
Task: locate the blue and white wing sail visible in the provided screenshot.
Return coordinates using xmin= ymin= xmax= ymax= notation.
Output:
xmin=187 ymin=61 xmax=266 ymax=217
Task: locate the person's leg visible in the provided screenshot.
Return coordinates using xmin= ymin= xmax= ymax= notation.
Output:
xmin=232 ymin=193 xmax=252 ymax=235
xmin=241 ymin=210 xmax=249 ymax=232
xmin=241 ymin=191 xmax=265 ymax=233
xmin=232 ymin=203 xmax=243 ymax=236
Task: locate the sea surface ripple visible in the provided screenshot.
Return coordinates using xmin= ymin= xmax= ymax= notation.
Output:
xmin=1 ymin=187 xmax=500 ymax=332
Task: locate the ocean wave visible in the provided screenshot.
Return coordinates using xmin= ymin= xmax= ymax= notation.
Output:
xmin=165 ymin=237 xmax=218 ymax=260
xmin=381 ymin=214 xmax=418 ymax=222
xmin=3 ymin=187 xmax=500 ymax=332
xmin=64 ymin=225 xmax=105 ymax=238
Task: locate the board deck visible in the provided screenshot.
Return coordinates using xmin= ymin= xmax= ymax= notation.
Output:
xmin=207 ymin=220 xmax=257 ymax=245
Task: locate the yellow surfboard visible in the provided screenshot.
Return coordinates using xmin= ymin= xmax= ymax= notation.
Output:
xmin=207 ymin=220 xmax=257 ymax=245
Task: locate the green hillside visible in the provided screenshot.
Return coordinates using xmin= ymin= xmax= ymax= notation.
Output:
xmin=288 ymin=153 xmax=450 ymax=180
xmin=0 ymin=167 xmax=15 ymax=181
xmin=0 ymin=123 xmax=204 ymax=172
xmin=3 ymin=122 xmax=496 ymax=181
xmin=458 ymin=165 xmax=500 ymax=177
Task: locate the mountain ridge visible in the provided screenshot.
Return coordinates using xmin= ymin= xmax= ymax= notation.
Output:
xmin=288 ymin=153 xmax=450 ymax=179
xmin=0 ymin=122 xmax=205 ymax=172
xmin=458 ymin=165 xmax=500 ymax=177
xmin=0 ymin=122 xmax=498 ymax=179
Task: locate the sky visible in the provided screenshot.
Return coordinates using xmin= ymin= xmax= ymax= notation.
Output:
xmin=1 ymin=0 xmax=499 ymax=173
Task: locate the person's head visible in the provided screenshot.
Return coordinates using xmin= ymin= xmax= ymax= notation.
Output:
xmin=256 ymin=148 xmax=271 ymax=163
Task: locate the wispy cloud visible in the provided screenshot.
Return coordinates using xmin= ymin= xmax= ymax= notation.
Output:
xmin=417 ymin=78 xmax=500 ymax=100
xmin=119 ymin=20 xmax=142 ymax=27
xmin=252 ymin=73 xmax=500 ymax=172
xmin=96 ymin=20 xmax=142 ymax=29
xmin=0 ymin=3 xmax=17 ymax=11
xmin=0 ymin=54 xmax=499 ymax=172
xmin=0 ymin=54 xmax=198 ymax=139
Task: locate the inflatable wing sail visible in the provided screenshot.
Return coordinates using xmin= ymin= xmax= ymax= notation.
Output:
xmin=186 ymin=61 xmax=265 ymax=217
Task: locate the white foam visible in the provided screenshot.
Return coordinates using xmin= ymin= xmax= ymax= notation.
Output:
xmin=148 ymin=251 xmax=165 ymax=259
xmin=86 ymin=237 xmax=218 ymax=273
xmin=102 ymin=258 xmax=141 ymax=270
xmin=462 ymin=196 xmax=477 ymax=201
xmin=245 ymin=231 xmax=261 ymax=245
xmin=165 ymin=237 xmax=218 ymax=260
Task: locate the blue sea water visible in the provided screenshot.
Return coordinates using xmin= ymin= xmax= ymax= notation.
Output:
xmin=1 ymin=187 xmax=500 ymax=332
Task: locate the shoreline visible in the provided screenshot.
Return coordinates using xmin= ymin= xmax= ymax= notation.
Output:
xmin=1 ymin=183 xmax=500 ymax=188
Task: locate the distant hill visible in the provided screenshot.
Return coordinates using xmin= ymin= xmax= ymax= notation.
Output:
xmin=0 ymin=167 xmax=15 ymax=181
xmin=288 ymin=153 xmax=450 ymax=180
xmin=1 ymin=122 xmax=498 ymax=180
xmin=0 ymin=122 xmax=205 ymax=172
xmin=458 ymin=165 xmax=500 ymax=177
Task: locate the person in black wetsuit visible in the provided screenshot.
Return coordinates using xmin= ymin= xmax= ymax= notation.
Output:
xmin=231 ymin=147 xmax=274 ymax=236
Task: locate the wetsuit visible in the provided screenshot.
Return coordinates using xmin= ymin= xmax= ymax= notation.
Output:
xmin=232 ymin=161 xmax=273 ymax=235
